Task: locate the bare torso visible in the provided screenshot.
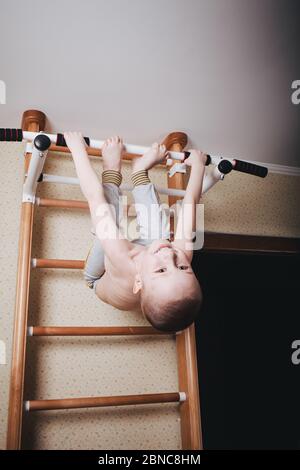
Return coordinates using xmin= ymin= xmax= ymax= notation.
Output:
xmin=95 ymin=242 xmax=145 ymax=312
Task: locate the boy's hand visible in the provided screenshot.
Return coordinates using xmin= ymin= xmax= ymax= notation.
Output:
xmin=132 ymin=142 xmax=169 ymax=172
xmin=102 ymin=136 xmax=124 ymax=171
xmin=64 ymin=132 xmax=88 ymax=153
xmin=184 ymin=149 xmax=207 ymax=168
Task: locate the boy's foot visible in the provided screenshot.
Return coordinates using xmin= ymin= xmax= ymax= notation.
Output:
xmin=102 ymin=136 xmax=124 ymax=171
xmin=132 ymin=142 xmax=169 ymax=173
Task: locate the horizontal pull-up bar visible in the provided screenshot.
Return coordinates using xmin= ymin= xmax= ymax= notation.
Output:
xmin=25 ymin=392 xmax=186 ymax=411
xmin=1 ymin=128 xmax=186 ymax=162
xmin=1 ymin=127 xmax=268 ymax=177
xmin=28 ymin=326 xmax=169 ymax=336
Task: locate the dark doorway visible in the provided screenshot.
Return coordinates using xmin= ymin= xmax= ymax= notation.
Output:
xmin=193 ymin=250 xmax=300 ymax=449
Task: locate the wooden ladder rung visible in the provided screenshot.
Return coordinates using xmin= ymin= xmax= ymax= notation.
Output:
xmin=49 ymin=145 xmax=139 ymax=160
xmin=49 ymin=144 xmax=167 ymax=166
xmin=37 ymin=198 xmax=89 ymax=210
xmin=33 ymin=259 xmax=84 ymax=269
xmin=25 ymin=392 xmax=186 ymax=411
xmin=28 ymin=326 xmax=170 ymax=336
xmin=36 ymin=197 xmax=172 ymax=219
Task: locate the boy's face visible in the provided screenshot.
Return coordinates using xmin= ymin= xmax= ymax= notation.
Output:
xmin=133 ymin=239 xmax=197 ymax=298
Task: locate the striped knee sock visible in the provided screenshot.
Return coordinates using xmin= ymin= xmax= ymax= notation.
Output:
xmin=131 ymin=169 xmax=151 ymax=187
xmin=102 ymin=170 xmax=122 ymax=186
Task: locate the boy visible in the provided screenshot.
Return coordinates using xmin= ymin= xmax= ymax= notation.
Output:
xmin=64 ymin=132 xmax=206 ymax=332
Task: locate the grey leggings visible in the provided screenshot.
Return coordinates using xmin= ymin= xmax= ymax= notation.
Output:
xmin=83 ymin=183 xmax=170 ymax=291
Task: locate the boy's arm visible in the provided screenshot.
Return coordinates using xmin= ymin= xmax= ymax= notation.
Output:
xmin=64 ymin=132 xmax=103 ymax=201
xmin=64 ymin=132 xmax=131 ymax=261
xmin=173 ymin=150 xmax=207 ymax=261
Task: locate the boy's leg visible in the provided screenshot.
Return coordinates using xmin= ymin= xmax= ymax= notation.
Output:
xmin=83 ymin=172 xmax=122 ymax=289
xmin=131 ymin=169 xmax=170 ymax=244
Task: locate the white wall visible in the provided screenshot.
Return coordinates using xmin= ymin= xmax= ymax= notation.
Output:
xmin=0 ymin=0 xmax=299 ymax=167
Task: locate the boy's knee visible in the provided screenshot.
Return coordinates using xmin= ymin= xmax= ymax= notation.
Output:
xmin=83 ymin=270 xmax=97 ymax=289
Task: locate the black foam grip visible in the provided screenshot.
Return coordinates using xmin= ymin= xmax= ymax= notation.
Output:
xmin=56 ymin=133 xmax=66 ymax=146
xmin=233 ymin=159 xmax=268 ymax=178
xmin=0 ymin=128 xmax=23 ymax=142
xmin=56 ymin=133 xmax=90 ymax=147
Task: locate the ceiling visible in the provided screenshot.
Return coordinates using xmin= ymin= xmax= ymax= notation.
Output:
xmin=1 ymin=0 xmax=300 ymax=168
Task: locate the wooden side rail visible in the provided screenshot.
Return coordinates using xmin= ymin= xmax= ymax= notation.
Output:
xmin=29 ymin=326 xmax=169 ymax=336
xmin=165 ymin=136 xmax=203 ymax=450
xmin=176 ymin=325 xmax=202 ymax=449
xmin=25 ymin=392 xmax=185 ymax=411
xmin=7 ymin=110 xmax=46 ymax=450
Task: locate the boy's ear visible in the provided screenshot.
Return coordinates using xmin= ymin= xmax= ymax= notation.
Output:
xmin=133 ymin=274 xmax=143 ymax=294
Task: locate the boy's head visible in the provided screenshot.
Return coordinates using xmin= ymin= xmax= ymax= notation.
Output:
xmin=133 ymin=240 xmax=203 ymax=332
